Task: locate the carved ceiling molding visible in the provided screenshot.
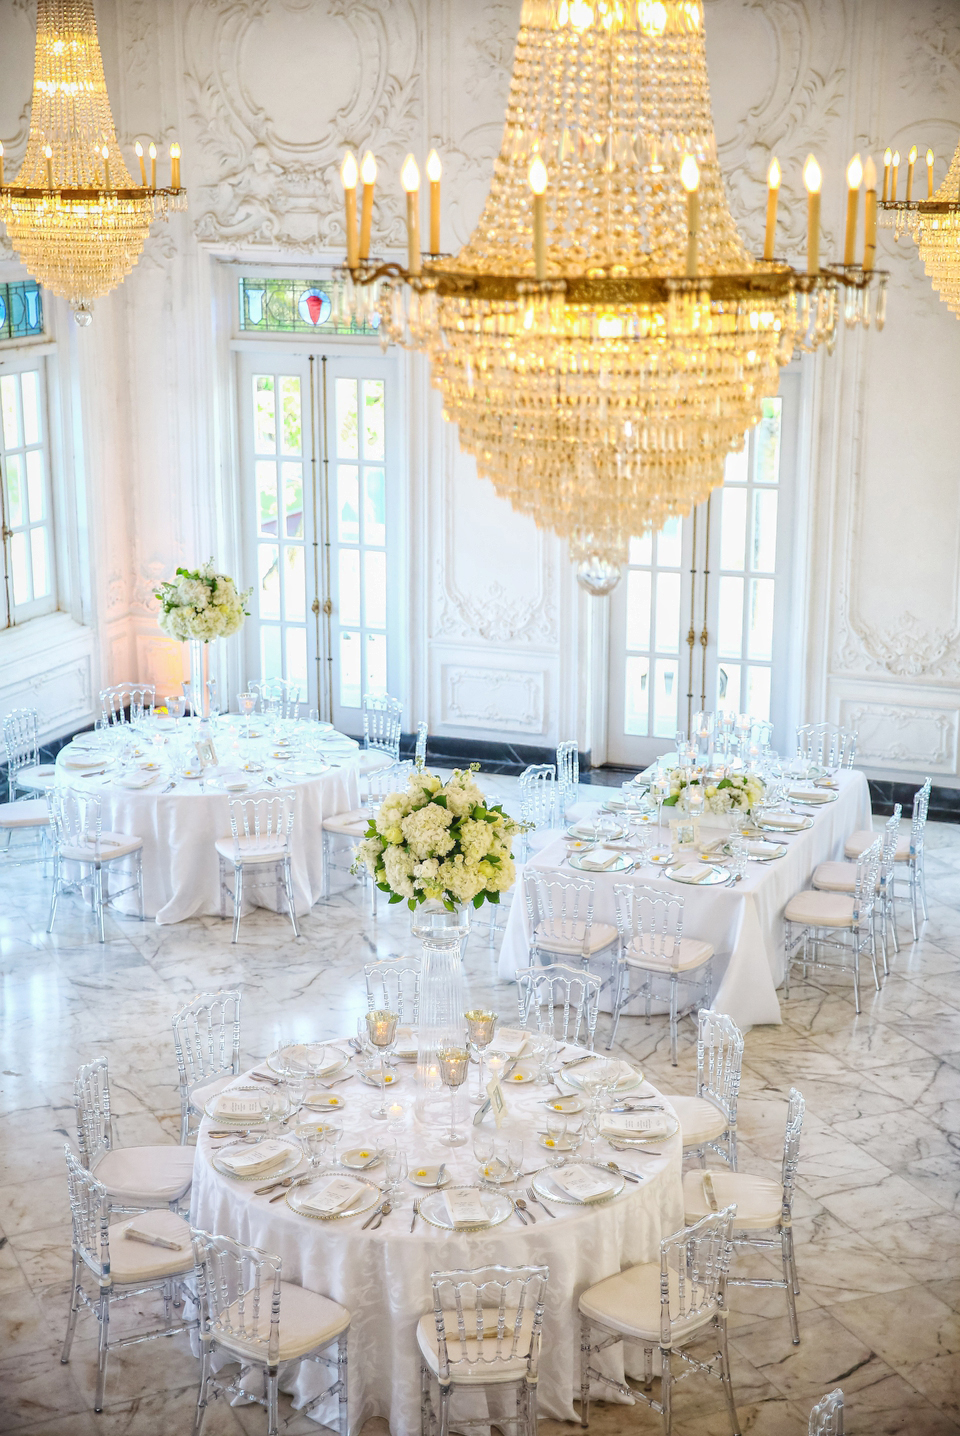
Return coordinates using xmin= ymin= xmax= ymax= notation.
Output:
xmin=906 ymin=4 xmax=960 ymax=97
xmin=183 ymin=0 xmax=420 ymax=253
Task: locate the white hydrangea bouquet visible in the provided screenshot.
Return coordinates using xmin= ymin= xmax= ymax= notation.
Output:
xmin=663 ymin=769 xmax=765 ymax=816
xmin=155 ymin=561 xmax=251 ymax=642
xmin=354 ymin=765 xmax=522 ymax=912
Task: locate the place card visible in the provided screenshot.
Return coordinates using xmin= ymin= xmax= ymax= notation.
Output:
xmin=214 ymin=1093 xmax=264 ymax=1119
xmin=550 ymin=1164 xmax=616 ymax=1202
xmin=301 ymin=1174 xmax=364 ymax=1215
xmin=601 ymin=1112 xmax=672 ymax=1139
xmin=443 ymin=1187 xmax=490 ymax=1228
xmin=486 ymin=1076 xmax=507 ymax=1129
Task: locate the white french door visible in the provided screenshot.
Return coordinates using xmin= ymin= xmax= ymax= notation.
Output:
xmin=236 ymin=350 xmax=401 ymax=730
xmin=608 ymin=369 xmax=801 ymax=765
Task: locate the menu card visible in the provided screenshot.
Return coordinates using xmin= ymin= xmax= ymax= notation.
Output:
xmin=214 ymin=1092 xmax=264 ymax=1119
xmin=493 ymin=1027 xmax=527 ymax=1056
xmin=670 ymin=862 xmax=711 ymax=882
xmin=218 ymin=1139 xmax=290 ymax=1177
xmin=301 ymin=1174 xmax=364 ymax=1215
xmin=550 ymin=1164 xmax=616 ymax=1202
xmin=443 ymin=1188 xmax=491 ymax=1228
xmin=601 ymin=1112 xmax=672 ymax=1139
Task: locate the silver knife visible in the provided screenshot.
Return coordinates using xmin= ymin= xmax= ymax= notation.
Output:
xmin=434 ymin=1163 xmax=446 ymax=1187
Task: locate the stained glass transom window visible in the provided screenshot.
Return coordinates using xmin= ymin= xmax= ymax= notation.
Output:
xmin=0 ymin=282 xmax=43 ymax=343
xmin=239 ymin=278 xmax=380 ymax=336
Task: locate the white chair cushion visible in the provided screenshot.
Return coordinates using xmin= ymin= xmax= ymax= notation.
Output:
xmin=108 ymin=1211 xmax=195 ymax=1283
xmin=845 ymin=829 xmax=910 ymax=862
xmin=534 ymin=920 xmax=618 ymax=956
xmin=0 ymin=798 xmax=49 ymax=829
xmin=579 ymin=1261 xmax=716 ymax=1344
xmin=682 ymin=1169 xmax=783 ymax=1232
xmin=527 ymin=827 xmax=562 ymax=854
xmin=214 ymin=1280 xmax=350 ymax=1363
xmin=660 ymin=1095 xmax=729 ymax=1148
xmin=625 ymin=935 xmax=713 ymax=973
xmin=358 ymin=750 xmax=394 ymax=776
xmin=93 ymin=1145 xmax=195 ymax=1205
xmin=59 ymin=833 xmax=143 ymax=863
xmin=564 ymin=801 xmax=601 ymax=825
xmin=812 ymin=861 xmax=859 ymax=893
xmin=416 ymin=1307 xmax=534 ymax=1384
xmin=783 ymin=889 xmax=855 ymax=929
xmin=322 ymin=808 xmax=370 ymax=836
xmin=189 ymin=1072 xmax=237 ymax=1113
xmin=14 ymin=764 xmax=56 ymax=792
xmin=215 ymin=835 xmax=289 ymax=864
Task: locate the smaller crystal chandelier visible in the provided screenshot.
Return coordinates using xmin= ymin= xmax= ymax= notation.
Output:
xmin=0 ymin=0 xmax=186 ymax=325
xmin=879 ymin=137 xmax=960 ymax=316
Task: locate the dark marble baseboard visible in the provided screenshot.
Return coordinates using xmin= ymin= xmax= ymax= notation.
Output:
xmin=868 ymin=778 xmax=959 ymax=824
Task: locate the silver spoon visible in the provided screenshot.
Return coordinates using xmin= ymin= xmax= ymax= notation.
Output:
xmin=607 ymin=1160 xmax=641 ymax=1184
xmin=371 ymin=1200 xmax=392 ymax=1230
xmin=515 ymin=1197 xmax=536 ymax=1223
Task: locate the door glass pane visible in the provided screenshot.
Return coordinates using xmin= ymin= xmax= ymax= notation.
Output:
xmin=336 ymin=379 xmax=359 ymax=459
xmin=652 ymin=659 xmax=678 ymax=737
xmin=628 ymin=531 xmax=652 ymax=566
xmin=253 ymin=376 xmax=276 ymax=453
xmin=26 ymin=449 xmax=44 ymax=522
xmin=340 ymin=631 xmax=361 ymax=708
xmin=286 ymin=626 xmax=308 ymax=689
xmin=747 ymin=577 xmax=775 ymax=660
xmin=624 ymin=655 xmax=649 ymax=736
xmin=363 ymin=468 xmax=386 ymax=546
xmin=258 ymin=544 xmax=280 ymax=619
xmin=746 ymin=666 xmax=771 ymax=720
xmin=30 ymin=527 xmax=49 ymax=598
xmin=256 ymin=461 xmax=278 ymax=536
xmin=717 ymin=662 xmax=741 ymax=713
xmin=717 ymin=575 xmax=743 ymax=658
xmin=282 ymin=463 xmax=303 ymax=539
xmin=284 ymin=546 xmax=306 ymax=622
xmin=364 ymin=549 xmax=387 ymax=630
xmin=279 ymin=376 xmax=302 ymax=455
xmin=719 ymin=487 xmax=746 ymax=571
xmin=656 ymin=516 xmax=682 ymax=568
xmin=261 ymin=626 xmax=282 ymax=681
xmin=5 ymin=453 xmax=23 ymax=526
xmin=654 ymin=572 xmax=680 ymax=652
xmin=338 ymin=549 xmax=361 ymax=627
xmin=626 ymin=569 xmax=651 ymax=651
xmin=363 ymin=380 xmax=385 ymax=460
xmin=11 ymin=530 xmax=29 ymax=604
xmin=751 ymin=490 xmax=778 ymax=572
xmin=366 ymin=632 xmax=388 ymax=695
xmin=337 ymin=467 xmax=359 ymax=543
xmin=724 ymin=442 xmax=748 ymax=484
xmin=1 ymin=375 xmax=20 ymax=447
xmin=20 ymin=371 xmax=40 ymax=445
xmin=754 ymin=397 xmax=782 ymax=483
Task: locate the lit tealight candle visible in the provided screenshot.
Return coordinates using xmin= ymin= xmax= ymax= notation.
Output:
xmin=862 ymin=155 xmax=878 ymax=272
xmin=135 ymin=140 xmax=146 ymax=186
xmin=926 ymin=147 xmax=935 ymax=199
xmin=882 ymin=147 xmax=892 ymax=203
xmin=426 ymin=147 xmax=442 ymax=255
xmin=149 ymin=141 xmax=157 ymax=189
xmin=906 ymin=144 xmax=917 ymax=202
xmin=803 ymin=154 xmax=822 ymax=274
xmin=843 ymin=153 xmax=862 ymax=266
xmin=680 ymin=152 xmax=700 ymax=277
xmin=44 ymin=144 xmax=54 ymax=189
xmin=340 ymin=151 xmax=359 ymax=270
xmin=763 ymin=155 xmax=781 ymax=261
xmin=891 ymin=149 xmax=900 ymax=202
xmin=359 ymin=149 xmax=376 ymax=261
xmin=101 ymin=145 xmax=111 ymax=189
xmin=170 ymin=142 xmax=181 ymax=190
xmin=528 ymin=153 xmax=548 ymax=280
xmin=400 ymin=153 xmax=421 ymax=276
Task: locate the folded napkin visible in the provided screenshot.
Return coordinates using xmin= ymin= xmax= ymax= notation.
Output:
xmin=744 ymin=840 xmax=783 ymax=858
xmin=301 ymin=1174 xmax=364 ymax=1215
xmin=443 ymin=1187 xmax=490 ymax=1229
xmin=760 ymin=812 xmax=808 ymax=830
xmin=213 ymin=1091 xmax=264 ymax=1120
xmin=492 ymin=1027 xmax=527 ymax=1057
xmin=601 ymin=1112 xmax=673 ymax=1140
xmin=62 ymin=753 xmax=107 ymax=770
xmin=117 ymin=772 xmax=157 ymax=790
xmin=788 ymin=786 xmax=831 ymax=803
xmin=217 ymin=1139 xmax=290 ymax=1177
xmin=568 ymin=1056 xmax=636 ymax=1089
xmin=670 ymin=861 xmax=712 ymax=883
xmin=122 ymin=1213 xmax=185 ymax=1250
xmin=550 ymin=1164 xmax=616 ymax=1202
xmin=577 ymin=847 xmax=622 ymax=871
xmin=570 ymin=822 xmax=603 ymax=838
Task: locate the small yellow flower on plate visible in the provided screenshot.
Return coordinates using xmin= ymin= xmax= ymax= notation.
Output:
xmin=545 ymin=1138 xmax=555 ymax=1147
xmin=416 ymin=1168 xmax=427 ymax=1177
xmin=359 ymin=1150 xmax=371 ymax=1159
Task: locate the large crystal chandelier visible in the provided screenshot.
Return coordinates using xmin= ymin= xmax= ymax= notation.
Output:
xmin=0 ymin=0 xmax=186 ymax=325
xmin=880 ymin=137 xmax=960 ymax=316
xmin=341 ymin=0 xmax=883 ymax=591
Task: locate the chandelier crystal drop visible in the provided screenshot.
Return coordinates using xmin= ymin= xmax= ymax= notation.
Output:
xmin=0 ymin=0 xmax=186 ymax=324
xmin=881 ymin=135 xmax=960 ymax=317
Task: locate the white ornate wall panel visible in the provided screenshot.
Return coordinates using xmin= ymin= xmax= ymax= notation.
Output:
xmin=838 ymin=692 xmax=960 ymax=777
xmin=440 ymin=662 xmax=548 ymax=735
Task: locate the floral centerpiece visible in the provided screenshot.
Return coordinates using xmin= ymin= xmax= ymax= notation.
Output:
xmin=663 ymin=769 xmax=765 ymax=815
xmin=155 ymin=561 xmax=251 ymax=642
xmin=354 ymin=765 xmax=521 ymax=913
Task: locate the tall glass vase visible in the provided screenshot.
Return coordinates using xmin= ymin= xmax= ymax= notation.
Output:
xmin=413 ymin=903 xmax=471 ymax=1127
xmin=188 ymin=639 xmax=210 ymax=722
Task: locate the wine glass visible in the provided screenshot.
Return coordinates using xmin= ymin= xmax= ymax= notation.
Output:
xmin=583 ymin=1107 xmax=602 ymax=1161
xmin=464 ymin=1009 xmax=497 ymax=1103
xmin=300 ymin=1125 xmax=327 ymax=1169
xmin=505 ymin=1136 xmax=525 ymax=1184
xmin=258 ymin=1089 xmax=285 ymax=1135
xmin=473 ymin=1130 xmax=496 ymax=1182
xmin=383 ymin=1147 xmax=408 ymax=1195
xmin=238 ymin=691 xmax=257 ymax=738
xmin=323 ymin=1114 xmax=343 ymax=1165
xmin=436 ymin=1044 xmax=470 ymax=1147
xmin=544 ymin=1112 xmax=567 ymax=1165
xmin=365 ymin=1009 xmax=399 ymax=1120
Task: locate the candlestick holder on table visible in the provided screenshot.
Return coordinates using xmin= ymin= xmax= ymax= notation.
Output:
xmin=413 ymin=903 xmax=471 ymax=1127
xmin=365 ymin=1009 xmax=399 ymax=1121
xmin=465 ymin=1009 xmax=497 ymax=1104
xmin=436 ymin=1045 xmax=470 ymax=1147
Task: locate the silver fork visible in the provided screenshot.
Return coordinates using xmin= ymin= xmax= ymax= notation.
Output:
xmin=526 ymin=1185 xmax=556 ymax=1218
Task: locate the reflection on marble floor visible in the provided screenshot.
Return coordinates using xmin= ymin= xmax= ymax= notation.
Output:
xmin=1 ymin=772 xmax=959 ymax=1435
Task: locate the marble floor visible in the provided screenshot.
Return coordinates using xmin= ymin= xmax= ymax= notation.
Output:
xmin=1 ymin=774 xmax=959 ymax=1436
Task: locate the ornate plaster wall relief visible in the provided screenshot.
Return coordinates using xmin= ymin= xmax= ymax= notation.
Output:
xmin=0 ymin=656 xmax=93 ymax=735
xmin=906 ymin=4 xmax=960 ymax=97
xmin=840 ymin=700 xmax=958 ymax=773
xmin=443 ymin=664 xmax=545 ymax=734
xmin=184 ymin=0 xmax=420 ymax=251
xmin=834 ymin=589 xmax=960 ymax=680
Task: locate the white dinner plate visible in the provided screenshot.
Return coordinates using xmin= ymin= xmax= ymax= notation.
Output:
xmin=664 ymin=863 xmax=729 ymax=886
xmin=568 ymin=851 xmax=634 ymax=874
xmin=756 ymin=815 xmax=814 ymax=833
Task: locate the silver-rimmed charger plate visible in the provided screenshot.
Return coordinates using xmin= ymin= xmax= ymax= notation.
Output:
xmin=286 ymin=1168 xmax=381 ymax=1221
xmin=568 ymin=851 xmax=634 ymax=874
xmin=664 ymin=863 xmax=728 ymax=886
xmin=723 ymin=841 xmax=787 ymax=863
xmin=756 ymin=815 xmax=814 ymax=833
xmin=211 ymin=1135 xmax=301 ymax=1182
xmin=599 ymin=1113 xmax=680 ymax=1146
xmin=204 ymin=1084 xmax=283 ymax=1125
xmin=417 ymin=1186 xmax=513 ymax=1232
xmin=562 ymin=1061 xmax=642 ymax=1094
xmin=788 ymin=789 xmax=840 ymax=805
xmin=567 ymin=824 xmax=625 ymax=841
xmin=267 ymin=1044 xmax=350 ymax=1079
xmin=532 ymin=1163 xmax=625 ymax=1206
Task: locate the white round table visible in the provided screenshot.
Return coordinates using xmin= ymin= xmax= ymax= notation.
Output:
xmin=54 ymin=718 xmax=360 ymax=924
xmin=191 ymin=1047 xmax=684 ymax=1435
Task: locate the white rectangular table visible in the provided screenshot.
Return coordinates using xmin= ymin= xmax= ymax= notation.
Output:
xmin=498 ymin=769 xmax=872 ymax=1028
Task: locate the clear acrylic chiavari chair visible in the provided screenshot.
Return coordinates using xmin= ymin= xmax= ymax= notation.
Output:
xmin=98 ymin=683 xmax=156 ymax=726
xmin=555 ymin=740 xmax=579 ymax=824
xmin=363 ymin=956 xmax=421 ymax=1023
xmin=415 ymin=719 xmax=428 ymax=771
xmin=845 ymin=777 xmax=931 ymax=938
xmin=216 ymin=790 xmax=299 ymax=942
xmin=579 ymin=1207 xmax=740 ymax=1435
xmin=2 ymin=705 xmax=57 ymax=799
xmin=795 ymin=721 xmax=858 ymax=771
xmin=360 ymin=692 xmax=402 ymax=774
xmin=523 ymin=869 xmax=617 ymax=970
xmin=172 ymin=988 xmax=243 ymax=1143
xmin=813 ymin=808 xmax=902 ymax=972
xmin=683 ymin=1087 xmax=805 ymax=1345
xmin=418 ymin=1263 xmax=549 ymax=1436
xmin=661 ymin=1009 xmax=743 ymax=1169
xmin=517 ymin=764 xmax=557 ymax=861
xmin=250 ymin=678 xmax=302 ymax=721
xmin=808 ymin=1388 xmax=844 ymax=1435
xmin=516 ymin=961 xmax=601 ymax=1050
xmin=321 ymin=758 xmax=410 ymax=905
xmin=607 ymin=883 xmax=714 ymax=1065
xmin=191 ymin=1229 xmax=351 ymax=1436
xmin=785 ymin=836 xmax=882 ymax=1012
xmin=60 ymin=1146 xmax=197 ymax=1413
xmin=46 ymin=787 xmax=144 ymax=942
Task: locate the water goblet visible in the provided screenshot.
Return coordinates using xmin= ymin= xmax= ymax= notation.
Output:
xmin=583 ymin=1108 xmax=602 ymax=1161
xmin=464 ymin=1008 xmax=497 ymax=1103
xmin=383 ymin=1147 xmax=408 ymax=1196
xmin=258 ymin=1089 xmax=285 ymax=1135
xmin=506 ymin=1137 xmax=525 ymax=1184
xmin=544 ymin=1112 xmax=567 ymax=1164
xmin=436 ymin=1044 xmax=470 ymax=1147
xmin=473 ymin=1130 xmax=496 ymax=1182
xmin=301 ymin=1125 xmax=327 ymax=1169
xmin=323 ymin=1115 xmax=343 ymax=1165
xmin=365 ymin=1009 xmax=399 ymax=1120
xmin=284 ymin=1074 xmax=306 ymax=1122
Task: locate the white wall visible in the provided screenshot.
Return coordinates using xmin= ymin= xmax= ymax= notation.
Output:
xmin=1 ymin=0 xmax=958 ymax=780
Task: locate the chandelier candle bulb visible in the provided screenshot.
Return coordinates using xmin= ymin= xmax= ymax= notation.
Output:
xmin=863 ymin=156 xmax=878 ymax=272
xmin=427 ymin=148 xmax=442 ymax=255
xmin=882 ymin=148 xmax=892 ymax=202
xmin=763 ymin=157 xmax=781 ymax=260
xmin=170 ymin=143 xmax=181 ymax=191
xmin=891 ymin=150 xmax=900 ymax=201
xmin=359 ymin=150 xmax=376 ymax=260
xmin=906 ymin=145 xmax=917 ymax=203
xmin=804 ymin=154 xmax=822 ymax=274
xmin=102 ymin=146 xmax=110 ymax=190
xmin=44 ymin=145 xmax=53 ymax=189
xmin=340 ymin=151 xmax=359 ymax=270
xmin=0 ymin=142 xmax=4 ymax=186
xmin=844 ymin=154 xmax=862 ymax=266
xmin=681 ymin=154 xmax=700 ymax=278
xmin=927 ymin=148 xmax=935 ymax=199
xmin=528 ymin=155 xmax=548 ymax=280
xmin=149 ymin=142 xmax=157 ymax=190
xmin=401 ymin=153 xmax=421 ymax=276
xmin=135 ymin=141 xmax=146 ymax=186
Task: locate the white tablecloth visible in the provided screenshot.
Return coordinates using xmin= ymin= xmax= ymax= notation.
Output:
xmin=499 ymin=769 xmax=872 ymax=1028
xmin=192 ymin=1051 xmax=683 ymax=1436
xmin=55 ymin=725 xmax=360 ymax=924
